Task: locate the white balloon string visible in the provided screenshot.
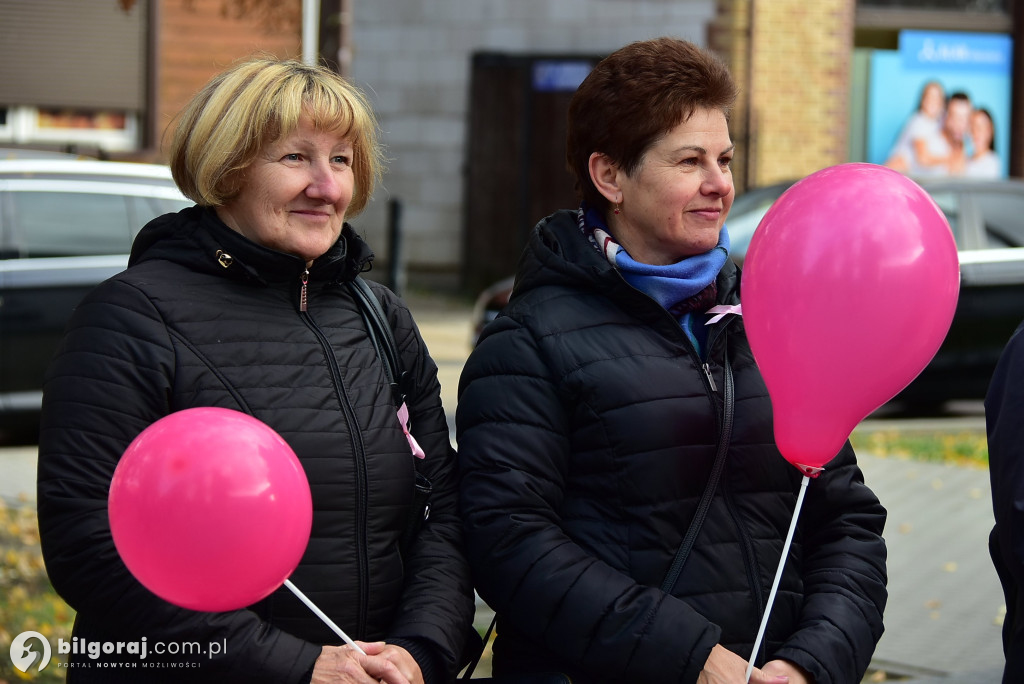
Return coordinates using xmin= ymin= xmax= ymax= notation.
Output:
xmin=745 ymin=474 xmax=811 ymax=682
xmin=283 ymin=579 xmax=366 ymax=655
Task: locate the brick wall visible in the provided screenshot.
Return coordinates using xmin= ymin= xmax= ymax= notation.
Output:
xmin=154 ymin=0 xmax=302 ymax=156
xmin=711 ymin=0 xmax=855 ymax=190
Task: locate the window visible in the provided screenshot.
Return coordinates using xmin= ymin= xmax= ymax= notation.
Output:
xmin=924 ymin=191 xmax=961 ymax=246
xmin=7 ymin=190 xmax=190 ymax=258
xmin=974 ymin=191 xmax=1024 ymax=248
xmin=9 ymin=191 xmax=134 ymax=257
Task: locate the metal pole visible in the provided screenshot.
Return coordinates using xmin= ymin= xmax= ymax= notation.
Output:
xmin=388 ymin=199 xmax=406 ymax=296
xmin=337 ymin=0 xmax=352 ymax=78
xmin=302 ymin=0 xmax=320 ymax=66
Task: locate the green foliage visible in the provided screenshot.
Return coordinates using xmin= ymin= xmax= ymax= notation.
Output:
xmin=0 ymin=498 xmax=74 ymax=682
xmin=850 ymin=429 xmax=989 ymax=468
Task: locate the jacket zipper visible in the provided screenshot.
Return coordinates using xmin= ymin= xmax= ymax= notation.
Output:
xmin=669 ymin=309 xmax=764 ymax=640
xmin=629 ymin=284 xmax=763 ymax=630
xmin=297 ymin=272 xmax=371 ymax=636
xmin=702 ymin=363 xmax=718 ymax=393
xmin=705 ymin=318 xmax=764 ymax=660
xmin=299 ymin=269 xmax=309 ymax=312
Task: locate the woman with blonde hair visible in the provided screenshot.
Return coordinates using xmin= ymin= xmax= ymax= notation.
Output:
xmin=38 ymin=57 xmax=475 ymax=683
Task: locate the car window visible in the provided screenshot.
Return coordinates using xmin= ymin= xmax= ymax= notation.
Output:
xmin=924 ymin=191 xmax=961 ymax=247
xmin=7 ymin=190 xmax=189 ymax=258
xmin=726 ymin=189 xmax=786 ymax=257
xmin=972 ymin=191 xmax=1024 ymax=249
xmin=128 ymin=195 xmax=191 ymax=234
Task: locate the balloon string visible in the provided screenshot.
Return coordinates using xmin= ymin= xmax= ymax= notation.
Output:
xmin=745 ymin=474 xmax=811 ymax=683
xmin=283 ymin=579 xmax=367 ymax=655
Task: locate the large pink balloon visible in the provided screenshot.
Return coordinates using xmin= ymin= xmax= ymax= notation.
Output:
xmin=109 ymin=407 xmax=312 ymax=612
xmin=742 ymin=163 xmax=959 ymax=475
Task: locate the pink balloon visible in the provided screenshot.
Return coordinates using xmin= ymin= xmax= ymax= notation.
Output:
xmin=741 ymin=163 xmax=960 ymax=474
xmin=109 ymin=407 xmax=312 ymax=612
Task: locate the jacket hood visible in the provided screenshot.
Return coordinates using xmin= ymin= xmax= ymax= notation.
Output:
xmin=514 ymin=209 xmax=741 ymax=309
xmin=128 ymin=205 xmax=375 ymax=285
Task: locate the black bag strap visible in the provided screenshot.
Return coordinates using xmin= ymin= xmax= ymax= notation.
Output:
xmin=347 ymin=276 xmax=407 ymax=407
xmin=660 ymin=347 xmax=735 ymax=593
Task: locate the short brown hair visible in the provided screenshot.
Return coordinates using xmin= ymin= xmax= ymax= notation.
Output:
xmin=566 ymin=37 xmax=738 ymax=209
xmin=169 ymin=57 xmax=385 ymax=216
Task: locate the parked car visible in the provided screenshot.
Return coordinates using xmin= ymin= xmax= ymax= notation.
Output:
xmin=472 ymin=176 xmax=1024 ymax=413
xmin=471 ymin=275 xmax=515 ymax=345
xmin=0 ymin=147 xmax=96 ymax=161
xmin=0 ymin=159 xmax=192 ymax=437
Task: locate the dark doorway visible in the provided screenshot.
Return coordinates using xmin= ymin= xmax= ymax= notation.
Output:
xmin=462 ymin=52 xmax=602 ymax=293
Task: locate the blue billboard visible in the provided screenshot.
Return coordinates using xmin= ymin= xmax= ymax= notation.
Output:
xmin=867 ymin=30 xmax=1012 ymax=179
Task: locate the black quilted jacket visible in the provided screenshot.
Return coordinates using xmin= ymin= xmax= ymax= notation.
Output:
xmin=37 ymin=206 xmax=475 ymax=683
xmin=456 ymin=210 xmax=887 ymax=684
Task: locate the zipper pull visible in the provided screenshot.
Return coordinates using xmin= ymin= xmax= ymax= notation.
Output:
xmin=299 ymin=269 xmax=309 ymax=312
xmin=703 ymin=362 xmax=718 ymax=393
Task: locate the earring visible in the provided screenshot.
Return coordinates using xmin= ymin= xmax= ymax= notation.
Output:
xmin=613 ymin=202 xmax=620 ymax=215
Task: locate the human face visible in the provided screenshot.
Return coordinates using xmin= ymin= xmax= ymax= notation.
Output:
xmin=944 ymin=99 xmax=972 ymax=143
xmin=612 ymin=108 xmax=734 ymax=265
xmin=970 ymin=111 xmax=993 ymax=153
xmin=217 ymin=113 xmax=354 ymax=264
xmin=921 ymin=83 xmax=945 ymax=119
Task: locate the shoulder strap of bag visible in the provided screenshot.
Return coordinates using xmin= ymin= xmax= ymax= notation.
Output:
xmin=660 ymin=346 xmax=735 ymax=593
xmin=460 ymin=353 xmax=736 ymax=680
xmin=347 ymin=276 xmax=407 ymax=407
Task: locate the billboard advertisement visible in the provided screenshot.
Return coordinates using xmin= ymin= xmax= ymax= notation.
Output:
xmin=867 ymin=30 xmax=1012 ymax=179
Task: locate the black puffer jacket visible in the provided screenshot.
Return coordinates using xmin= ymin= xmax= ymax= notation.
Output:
xmin=457 ymin=210 xmax=887 ymax=684
xmin=38 ymin=206 xmax=475 ymax=683
xmin=985 ymin=318 xmax=1024 ymax=684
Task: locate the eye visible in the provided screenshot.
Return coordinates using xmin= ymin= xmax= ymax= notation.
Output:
xmin=680 ymin=156 xmax=700 ymax=167
xmin=283 ymin=153 xmax=302 ymax=162
xmin=332 ymin=154 xmax=351 ymax=165
xmin=719 ymin=155 xmax=733 ymax=169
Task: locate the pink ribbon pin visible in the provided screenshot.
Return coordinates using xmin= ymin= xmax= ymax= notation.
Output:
xmin=705 ymin=304 xmax=742 ymax=325
xmin=397 ymin=402 xmax=426 ymax=459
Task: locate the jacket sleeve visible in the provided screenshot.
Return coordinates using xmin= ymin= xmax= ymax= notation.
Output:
xmin=986 ymin=320 xmax=1024 ymax=679
xmin=771 ymin=444 xmax=888 ymax=684
xmin=37 ymin=279 xmax=322 ymax=683
xmin=377 ymin=289 xmax=477 ymax=681
xmin=456 ymin=315 xmax=721 ymax=684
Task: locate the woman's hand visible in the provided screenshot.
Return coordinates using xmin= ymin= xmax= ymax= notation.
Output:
xmin=364 ymin=643 xmax=424 ymax=684
xmin=310 ymin=642 xmax=417 ymax=684
xmin=698 ymin=645 xmax=793 ymax=684
xmin=762 ymin=659 xmax=812 ymax=684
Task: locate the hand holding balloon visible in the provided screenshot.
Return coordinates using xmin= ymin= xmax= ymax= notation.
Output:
xmin=739 ymin=164 xmax=959 ymax=682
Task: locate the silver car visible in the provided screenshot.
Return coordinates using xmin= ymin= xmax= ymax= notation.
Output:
xmin=0 ymin=159 xmax=192 ymax=437
xmin=727 ymin=177 xmax=1024 ymax=413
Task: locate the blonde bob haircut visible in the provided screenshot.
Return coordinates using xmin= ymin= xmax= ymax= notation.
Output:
xmin=169 ymin=57 xmax=384 ymax=216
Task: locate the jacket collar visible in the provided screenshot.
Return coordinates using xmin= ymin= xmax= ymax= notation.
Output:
xmin=129 ymin=206 xmax=375 ymax=285
xmin=519 ymin=209 xmax=741 ymax=308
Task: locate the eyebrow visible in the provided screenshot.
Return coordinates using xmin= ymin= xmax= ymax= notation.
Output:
xmin=671 ymin=143 xmax=736 ymax=156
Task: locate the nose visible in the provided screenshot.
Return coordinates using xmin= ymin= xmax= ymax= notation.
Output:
xmin=703 ymin=164 xmax=732 ymax=197
xmin=306 ymin=160 xmax=343 ymax=204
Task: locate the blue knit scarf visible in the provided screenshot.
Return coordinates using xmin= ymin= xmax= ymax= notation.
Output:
xmin=578 ymin=204 xmax=729 ymax=356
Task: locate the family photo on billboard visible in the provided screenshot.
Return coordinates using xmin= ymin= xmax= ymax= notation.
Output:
xmin=883 ymin=80 xmax=1000 ymax=179
xmin=868 ymin=30 xmax=1012 ymax=180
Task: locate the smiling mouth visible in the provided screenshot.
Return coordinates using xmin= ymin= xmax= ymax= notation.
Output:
xmin=292 ymin=209 xmax=333 ymax=219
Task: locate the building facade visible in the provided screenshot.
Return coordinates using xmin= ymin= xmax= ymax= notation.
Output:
xmin=0 ymin=0 xmax=1016 ymax=288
